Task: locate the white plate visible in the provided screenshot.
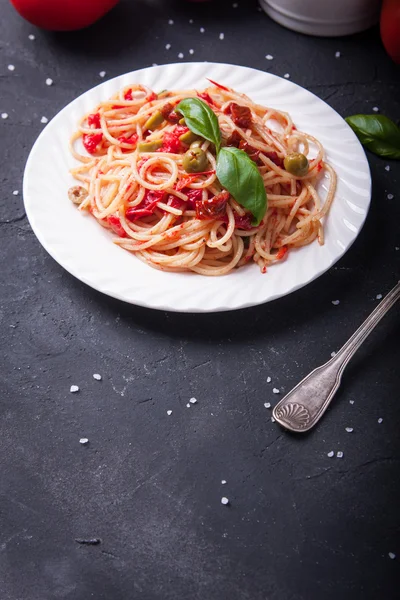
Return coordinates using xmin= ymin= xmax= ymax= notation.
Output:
xmin=23 ymin=62 xmax=371 ymax=313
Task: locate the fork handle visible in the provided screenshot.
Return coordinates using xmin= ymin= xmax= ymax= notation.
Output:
xmin=272 ymin=281 xmax=400 ymax=433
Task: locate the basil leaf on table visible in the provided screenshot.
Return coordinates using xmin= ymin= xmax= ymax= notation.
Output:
xmin=345 ymin=114 xmax=400 ymax=160
xmin=176 ymin=98 xmax=221 ymax=153
xmin=216 ymin=147 xmax=267 ymax=226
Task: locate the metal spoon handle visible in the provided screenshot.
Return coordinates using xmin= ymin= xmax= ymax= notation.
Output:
xmin=272 ymin=281 xmax=400 ymax=433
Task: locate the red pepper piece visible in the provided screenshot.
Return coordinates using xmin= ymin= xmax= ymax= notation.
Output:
xmin=181 ymin=188 xmax=203 ymax=210
xmin=107 ymin=215 xmax=127 ymax=237
xmin=83 ymin=133 xmax=103 ymax=154
xmin=197 ymin=92 xmax=215 ymax=106
xmin=147 ymin=91 xmax=157 ymax=102
xmin=276 ymin=246 xmax=288 ymax=260
xmin=117 ymin=133 xmax=138 ymax=147
xmin=160 ymin=132 xmax=181 ymax=154
xmin=124 ymin=89 xmax=133 ymax=101
xmin=207 ymin=78 xmax=230 ymax=91
xmin=87 ymin=112 xmax=101 ymax=129
xmin=125 ymin=190 xmax=166 ymax=221
xmin=166 ymin=195 xmax=186 ymax=211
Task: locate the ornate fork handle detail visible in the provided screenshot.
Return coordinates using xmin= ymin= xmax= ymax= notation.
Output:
xmin=272 ymin=281 xmax=400 ymax=433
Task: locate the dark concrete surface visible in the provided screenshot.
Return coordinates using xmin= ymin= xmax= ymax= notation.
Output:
xmin=1 ymin=1 xmax=399 ymax=599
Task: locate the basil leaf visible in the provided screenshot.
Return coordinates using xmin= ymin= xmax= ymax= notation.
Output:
xmin=216 ymin=147 xmax=267 ymax=226
xmin=345 ymin=114 xmax=400 ymax=160
xmin=176 ymin=98 xmax=221 ymax=153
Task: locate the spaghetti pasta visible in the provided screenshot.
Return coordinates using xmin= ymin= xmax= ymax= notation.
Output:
xmin=69 ymin=83 xmax=337 ymax=275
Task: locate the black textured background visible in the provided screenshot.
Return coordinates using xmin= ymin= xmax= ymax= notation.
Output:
xmin=1 ymin=1 xmax=399 ymax=599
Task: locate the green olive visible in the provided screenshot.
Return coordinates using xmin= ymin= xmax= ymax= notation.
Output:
xmin=284 ymin=152 xmax=309 ymax=177
xmin=182 ymin=148 xmax=208 ymax=173
xmin=179 ymin=118 xmax=186 ymax=126
xmin=179 ymin=130 xmax=201 ymax=145
xmin=190 ymin=140 xmax=202 ymax=149
xmin=138 ymin=140 xmax=163 ymax=153
xmin=143 ymin=110 xmax=164 ymax=132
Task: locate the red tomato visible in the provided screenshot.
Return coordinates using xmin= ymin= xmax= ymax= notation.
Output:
xmin=9 ymin=0 xmax=119 ymax=31
xmin=380 ymin=0 xmax=400 ymax=64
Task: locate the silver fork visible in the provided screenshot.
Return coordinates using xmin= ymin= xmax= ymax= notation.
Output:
xmin=272 ymin=281 xmax=400 ymax=433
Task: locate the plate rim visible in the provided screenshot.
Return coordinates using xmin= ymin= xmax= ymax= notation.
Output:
xmin=23 ymin=61 xmax=372 ymax=313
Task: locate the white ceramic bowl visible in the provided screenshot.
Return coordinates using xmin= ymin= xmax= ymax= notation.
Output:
xmin=259 ymin=0 xmax=381 ymax=37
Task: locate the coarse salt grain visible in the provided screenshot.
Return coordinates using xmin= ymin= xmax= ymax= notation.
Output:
xmin=349 ymin=400 xmax=354 ymax=404
xmin=200 ymin=27 xmax=205 ymax=33
xmin=99 ymin=71 xmax=106 ymax=78
xmin=345 ymin=427 xmax=353 ymax=433
xmin=332 ymin=300 xmax=340 ymax=305
xmin=219 ymin=33 xmax=225 ymax=40
xmin=266 ymin=376 xmax=271 ymax=383
xmin=1 ymin=113 xmax=8 ymax=119
xmin=186 ymin=403 xmax=191 ymax=408
xmin=335 ymin=51 xmax=341 ymax=58
xmin=221 ymin=497 xmax=229 ymax=505
xmin=337 ymin=451 xmax=344 ymax=458
xmin=28 ymin=34 xmax=35 ymax=40
xmin=221 ymin=480 xmax=227 ymax=484
xmin=189 ymin=397 xmax=197 ymax=404
xmin=376 ymin=294 xmax=383 ymax=300
xmin=13 ymin=190 xmax=19 ymax=195
xmin=385 ymin=165 xmax=390 ymax=171
xmin=264 ymin=402 xmax=271 ymax=409
xmin=178 ymin=53 xmax=184 ymax=59
xmin=372 ymin=106 xmax=379 ymax=112
xmin=93 ymin=373 xmax=102 ymax=381
xmin=272 ymin=388 xmax=280 ymax=394
xmin=167 ymin=410 xmax=172 ymax=416
xmin=45 ymin=78 xmax=53 ymax=86
xmin=41 ymin=116 xmax=48 ymax=124
xmin=378 ymin=417 xmax=383 ymax=424
xmin=233 ymin=2 xmax=238 ymax=7
xmin=265 ymin=54 xmax=273 ymax=60
xmin=8 ymin=65 xmax=15 ymax=71
xmin=168 ymin=19 xmax=174 ymax=25
xmin=70 ymin=385 xmax=79 ymax=393
xmin=327 ymin=451 xmax=334 ymax=457
xmin=284 ymin=73 xmax=290 ymax=79
xmin=79 ymin=437 xmax=89 ymax=445
xmin=165 ymin=44 xmax=171 ymax=50
xmin=189 ymin=49 xmax=194 ymax=55
xmin=388 ymin=552 xmax=396 ymax=559
xmin=189 ymin=19 xmax=193 ymax=24
xmin=396 ymin=247 xmax=399 ymax=251
xmin=388 ymin=193 xmax=394 ymax=200
xmin=271 ymin=417 xmax=276 ymax=423
xmin=331 ymin=351 xmax=336 ymax=358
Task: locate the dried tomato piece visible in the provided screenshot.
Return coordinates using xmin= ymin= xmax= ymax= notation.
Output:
xmin=147 ymin=91 xmax=157 ymax=102
xmin=124 ymin=89 xmax=133 ymax=101
xmin=233 ymin=214 xmax=253 ymax=230
xmin=229 ymin=103 xmax=252 ymax=129
xmin=107 ymin=215 xmax=127 ymax=237
xmin=264 ymin=151 xmax=284 ymax=168
xmin=226 ymin=131 xmax=242 ymax=147
xmin=83 ymin=133 xmax=103 ymax=154
xmin=239 ymin=140 xmax=263 ymax=165
xmin=196 ymin=191 xmax=229 ymax=220
xmin=125 ymin=190 xmax=166 ymax=221
xmin=87 ymin=112 xmax=101 ymax=129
